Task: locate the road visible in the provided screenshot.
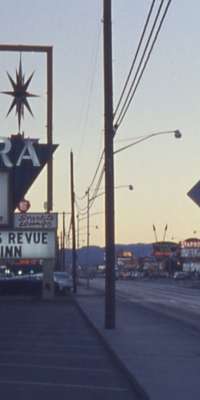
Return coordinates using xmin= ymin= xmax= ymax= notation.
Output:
xmin=88 ymin=277 xmax=200 ymax=327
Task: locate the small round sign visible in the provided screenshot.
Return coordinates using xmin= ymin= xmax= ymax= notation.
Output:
xmin=18 ymin=199 xmax=30 ymax=213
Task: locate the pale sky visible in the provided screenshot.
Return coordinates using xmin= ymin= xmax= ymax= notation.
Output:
xmin=0 ymin=1 xmax=200 ymax=246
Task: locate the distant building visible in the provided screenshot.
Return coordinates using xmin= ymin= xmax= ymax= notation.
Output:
xmin=180 ymin=238 xmax=200 ymax=272
xmin=152 ymin=241 xmax=179 ymax=274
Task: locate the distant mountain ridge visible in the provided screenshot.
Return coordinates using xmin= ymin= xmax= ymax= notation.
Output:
xmin=64 ymin=243 xmax=153 ymax=266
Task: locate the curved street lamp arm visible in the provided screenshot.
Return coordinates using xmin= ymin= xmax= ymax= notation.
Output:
xmin=114 ymin=129 xmax=181 ymax=155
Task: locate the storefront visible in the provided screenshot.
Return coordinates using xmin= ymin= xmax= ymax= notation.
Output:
xmin=180 ymin=238 xmax=200 ymax=272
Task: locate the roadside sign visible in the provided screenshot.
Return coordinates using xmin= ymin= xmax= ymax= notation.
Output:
xmin=14 ymin=213 xmax=58 ymax=229
xmin=0 ymin=230 xmax=56 ymax=259
xmin=187 ymin=180 xmax=200 ymax=207
xmin=0 ymin=135 xmax=58 ymax=210
xmin=0 ymin=171 xmax=10 ymax=226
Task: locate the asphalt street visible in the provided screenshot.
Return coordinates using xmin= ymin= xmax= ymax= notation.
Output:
xmin=76 ymin=280 xmax=200 ymax=400
xmin=0 ymin=297 xmax=140 ymax=400
xmin=90 ymin=277 xmax=200 ymax=321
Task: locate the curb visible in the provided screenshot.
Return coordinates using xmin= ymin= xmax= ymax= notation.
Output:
xmin=73 ymin=294 xmax=150 ymax=400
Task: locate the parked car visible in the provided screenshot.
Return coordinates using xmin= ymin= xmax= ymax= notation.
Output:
xmin=173 ymin=271 xmax=189 ymax=280
xmin=53 ymin=272 xmax=72 ymax=294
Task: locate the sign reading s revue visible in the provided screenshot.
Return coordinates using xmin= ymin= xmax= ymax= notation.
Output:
xmin=0 ymin=230 xmax=55 ymax=259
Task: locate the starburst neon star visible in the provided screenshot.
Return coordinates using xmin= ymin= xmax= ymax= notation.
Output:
xmin=1 ymin=56 xmax=38 ymax=132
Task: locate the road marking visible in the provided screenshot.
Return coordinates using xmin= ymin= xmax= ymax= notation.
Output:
xmin=0 ymin=379 xmax=128 ymax=392
xmin=0 ymin=350 xmax=107 ymax=360
xmin=0 ymin=362 xmax=113 ymax=373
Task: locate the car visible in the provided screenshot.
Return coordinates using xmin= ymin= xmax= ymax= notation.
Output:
xmin=53 ymin=272 xmax=73 ymax=294
xmin=173 ymin=271 xmax=189 ymax=280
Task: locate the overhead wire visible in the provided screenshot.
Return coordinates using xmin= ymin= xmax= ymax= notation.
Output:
xmin=114 ymin=0 xmax=172 ymax=131
xmin=114 ymin=0 xmax=156 ymax=118
xmin=75 ymin=0 xmax=173 ymax=221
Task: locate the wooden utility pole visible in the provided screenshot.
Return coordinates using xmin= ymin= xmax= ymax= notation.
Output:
xmin=103 ymin=0 xmax=115 ymax=329
xmin=70 ymin=151 xmax=77 ymax=293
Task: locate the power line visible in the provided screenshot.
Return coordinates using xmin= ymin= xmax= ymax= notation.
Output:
xmin=114 ymin=0 xmax=156 ymax=118
xmin=75 ymin=0 xmax=173 ymax=222
xmin=114 ymin=0 xmax=172 ymax=131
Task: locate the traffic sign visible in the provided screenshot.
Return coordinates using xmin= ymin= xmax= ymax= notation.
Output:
xmin=187 ymin=180 xmax=200 ymax=207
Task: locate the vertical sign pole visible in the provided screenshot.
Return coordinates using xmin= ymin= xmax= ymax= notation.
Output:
xmin=0 ymin=171 xmax=10 ymax=226
xmin=47 ymin=47 xmax=53 ymax=212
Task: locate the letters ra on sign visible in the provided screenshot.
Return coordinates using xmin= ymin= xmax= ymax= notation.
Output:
xmin=0 ymin=171 xmax=10 ymax=226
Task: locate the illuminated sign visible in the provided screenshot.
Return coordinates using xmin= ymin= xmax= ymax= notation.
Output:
xmin=0 ymin=171 xmax=9 ymax=226
xmin=153 ymin=241 xmax=178 ymax=257
xmin=14 ymin=213 xmax=58 ymax=229
xmin=0 ymin=230 xmax=55 ymax=259
xmin=180 ymin=239 xmax=200 ymax=248
xmin=117 ymin=251 xmax=133 ymax=258
xmin=180 ymin=238 xmax=200 ymax=258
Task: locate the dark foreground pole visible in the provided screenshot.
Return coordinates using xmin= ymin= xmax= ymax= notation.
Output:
xmin=103 ymin=0 xmax=115 ymax=329
xmin=70 ymin=151 xmax=77 ymax=293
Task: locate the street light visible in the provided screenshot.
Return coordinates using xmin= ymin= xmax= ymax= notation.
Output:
xmin=104 ymin=128 xmax=182 ymax=329
xmin=114 ymin=129 xmax=182 ymax=155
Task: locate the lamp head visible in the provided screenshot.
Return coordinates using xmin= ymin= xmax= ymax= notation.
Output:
xmin=174 ymin=129 xmax=182 ymax=138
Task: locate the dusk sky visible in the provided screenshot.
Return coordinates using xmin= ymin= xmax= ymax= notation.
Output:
xmin=0 ymin=1 xmax=200 ymax=246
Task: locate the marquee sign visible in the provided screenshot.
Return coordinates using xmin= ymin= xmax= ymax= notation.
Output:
xmin=0 ymin=134 xmax=57 ymax=210
xmin=0 ymin=230 xmax=56 ymax=259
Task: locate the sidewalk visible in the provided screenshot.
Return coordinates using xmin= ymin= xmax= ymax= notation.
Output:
xmin=74 ymin=284 xmax=200 ymax=400
xmin=0 ymin=296 xmax=140 ymax=400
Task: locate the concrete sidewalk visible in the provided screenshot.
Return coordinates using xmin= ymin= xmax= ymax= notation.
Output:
xmin=74 ymin=285 xmax=200 ymax=400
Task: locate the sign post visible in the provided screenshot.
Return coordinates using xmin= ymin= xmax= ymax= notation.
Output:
xmin=42 ymin=259 xmax=55 ymax=300
xmin=0 ymin=171 xmax=10 ymax=226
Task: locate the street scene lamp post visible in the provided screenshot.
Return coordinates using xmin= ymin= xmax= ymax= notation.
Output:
xmin=104 ymin=128 xmax=182 ymax=329
xmin=103 ymin=0 xmax=182 ymax=330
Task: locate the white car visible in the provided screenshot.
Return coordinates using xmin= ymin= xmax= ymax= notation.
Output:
xmin=53 ymin=272 xmax=73 ymax=294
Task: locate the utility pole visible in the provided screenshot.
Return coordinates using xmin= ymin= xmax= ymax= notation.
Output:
xmin=86 ymin=189 xmax=90 ymax=249
xmin=70 ymin=151 xmax=77 ymax=293
xmin=86 ymin=188 xmax=90 ymax=288
xmin=103 ymin=0 xmax=115 ymax=329
xmin=76 ymin=213 xmax=80 ymax=249
xmin=62 ymin=211 xmax=66 ymax=270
